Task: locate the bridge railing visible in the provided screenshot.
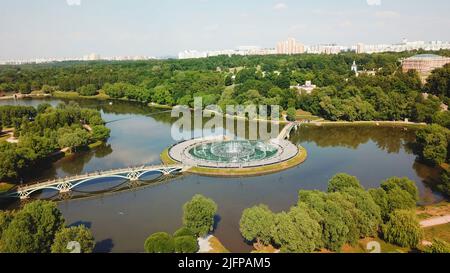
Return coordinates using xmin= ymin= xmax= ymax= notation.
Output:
xmin=17 ymin=164 xmax=184 ymax=191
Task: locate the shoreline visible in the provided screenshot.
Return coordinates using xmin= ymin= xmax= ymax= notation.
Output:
xmin=1 ymin=94 xmax=430 ymax=128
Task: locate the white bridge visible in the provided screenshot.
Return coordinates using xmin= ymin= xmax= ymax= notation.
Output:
xmin=4 ymin=164 xmax=189 ymax=200
xmin=277 ymin=122 xmax=301 ymax=141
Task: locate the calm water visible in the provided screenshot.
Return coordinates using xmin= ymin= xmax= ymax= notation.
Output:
xmin=0 ymin=98 xmax=445 ymax=253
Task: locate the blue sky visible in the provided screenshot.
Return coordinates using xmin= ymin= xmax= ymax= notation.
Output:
xmin=0 ymin=0 xmax=449 ymax=59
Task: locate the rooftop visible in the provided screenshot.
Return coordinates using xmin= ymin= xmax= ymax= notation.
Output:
xmin=407 ymin=54 xmax=449 ymax=60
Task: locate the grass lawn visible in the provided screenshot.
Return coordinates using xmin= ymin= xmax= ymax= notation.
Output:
xmin=342 ymin=237 xmax=411 ymax=253
xmin=187 ymin=146 xmax=307 ymax=177
xmin=208 ymin=236 xmax=230 ymax=253
xmin=423 ymin=224 xmax=450 ymax=243
xmin=53 ymin=91 xmax=110 ymax=100
xmin=417 ymin=202 xmax=450 ymax=220
xmin=160 ymin=148 xmax=179 ymax=165
xmin=0 ymin=182 xmax=16 ymax=193
xmin=0 ymin=133 xmax=9 ymax=142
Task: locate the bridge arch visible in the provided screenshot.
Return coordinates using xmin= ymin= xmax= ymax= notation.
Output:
xmin=69 ymin=175 xmax=130 ymax=190
xmin=23 ymin=186 xmax=61 ymax=198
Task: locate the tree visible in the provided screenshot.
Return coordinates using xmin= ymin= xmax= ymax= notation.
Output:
xmin=174 ymin=236 xmax=199 ymax=253
xmin=272 ymin=205 xmax=322 ymax=253
xmin=183 ymin=195 xmax=218 ymax=237
xmin=381 ymin=177 xmax=419 ymax=202
xmin=19 ymin=200 xmax=66 ymax=252
xmin=91 ymin=125 xmax=111 ymax=142
xmin=439 ymin=169 xmax=450 ymax=197
xmin=41 ymin=85 xmax=56 ymax=94
xmin=0 ymin=213 xmax=39 ymax=253
xmin=340 ymin=188 xmax=382 ymax=238
xmin=423 ymin=238 xmax=450 ymax=253
xmin=144 ymin=232 xmax=175 ymax=253
xmin=433 ymin=111 xmax=450 ymax=129
xmin=51 ymin=225 xmax=95 ymax=253
xmin=18 ymin=82 xmax=31 ymax=94
xmin=77 ymin=84 xmax=98 ymax=96
xmin=173 ymin=227 xmax=195 ymax=238
xmin=57 ymin=127 xmax=90 ymax=152
xmin=416 ymin=125 xmax=449 ymax=166
xmin=382 ymin=210 xmax=422 ymax=248
xmin=386 ymin=187 xmax=417 ymax=214
xmin=298 ymin=190 xmax=351 ymax=251
xmin=0 ymin=211 xmax=13 ymax=239
xmin=37 ymin=103 xmax=52 ymax=114
xmin=239 ymin=205 xmax=275 ymax=246
xmin=369 ymin=188 xmax=390 ymax=221
xmin=328 ymin=173 xmax=363 ymax=193
xmin=286 ymin=108 xmax=297 ymax=122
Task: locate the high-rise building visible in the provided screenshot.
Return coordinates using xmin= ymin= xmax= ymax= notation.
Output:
xmin=276 ymin=38 xmax=305 ymax=55
xmin=356 ymin=43 xmax=365 ymax=54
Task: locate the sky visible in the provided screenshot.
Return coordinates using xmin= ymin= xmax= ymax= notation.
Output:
xmin=0 ymin=0 xmax=449 ymax=59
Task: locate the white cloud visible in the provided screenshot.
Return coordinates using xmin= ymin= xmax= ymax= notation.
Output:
xmin=273 ymin=3 xmax=287 ymax=11
xmin=367 ymin=0 xmax=381 ymax=6
xmin=66 ymin=0 xmax=81 ymax=6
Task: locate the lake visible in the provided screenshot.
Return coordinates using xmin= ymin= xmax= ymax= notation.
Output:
xmin=0 ymin=98 xmax=444 ymax=253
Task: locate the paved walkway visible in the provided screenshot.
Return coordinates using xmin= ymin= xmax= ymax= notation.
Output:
xmin=197 ymin=235 xmax=213 ymax=253
xmin=420 ymin=215 xmax=450 ymax=228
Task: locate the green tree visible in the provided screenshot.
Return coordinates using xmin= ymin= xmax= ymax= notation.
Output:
xmin=286 ymin=108 xmax=297 ymax=122
xmin=298 ymin=190 xmax=351 ymax=251
xmin=0 ymin=213 xmax=39 ymax=253
xmin=20 ymin=200 xmax=66 ymax=252
xmin=416 ymin=125 xmax=449 ymax=166
xmin=144 ymin=232 xmax=175 ymax=253
xmin=239 ymin=204 xmax=275 ymax=246
xmin=340 ymin=188 xmax=382 ymax=238
xmin=51 ymin=225 xmax=95 ymax=253
xmin=369 ymin=188 xmax=390 ymax=221
xmin=0 ymin=211 xmax=13 ymax=239
xmin=174 ymin=236 xmax=199 ymax=253
xmin=381 ymin=177 xmax=419 ymax=201
xmin=423 ymin=238 xmax=450 ymax=253
xmin=91 ymin=125 xmax=111 ymax=142
xmin=433 ymin=111 xmax=450 ymax=129
xmin=382 ymin=210 xmax=422 ymax=248
xmin=173 ymin=227 xmax=195 ymax=238
xmin=77 ymin=84 xmax=98 ymax=96
xmin=328 ymin=173 xmax=363 ymax=193
xmin=386 ymin=187 xmax=417 ymax=214
xmin=272 ymin=205 xmax=322 ymax=253
xmin=57 ymin=127 xmax=90 ymax=152
xmin=183 ymin=195 xmax=218 ymax=237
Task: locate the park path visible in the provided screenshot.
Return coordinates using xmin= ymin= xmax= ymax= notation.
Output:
xmin=420 ymin=215 xmax=450 ymax=228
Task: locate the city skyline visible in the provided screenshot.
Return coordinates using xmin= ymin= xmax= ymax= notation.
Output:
xmin=1 ymin=0 xmax=450 ymax=60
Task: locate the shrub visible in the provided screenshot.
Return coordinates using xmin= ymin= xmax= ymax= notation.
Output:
xmin=386 ymin=187 xmax=417 ymax=214
xmin=183 ymin=195 xmax=218 ymax=237
xmin=144 ymin=232 xmax=175 ymax=253
xmin=382 ymin=210 xmax=422 ymax=248
xmin=51 ymin=225 xmax=95 ymax=253
xmin=423 ymin=238 xmax=450 ymax=253
xmin=272 ymin=205 xmax=322 ymax=253
xmin=381 ymin=177 xmax=419 ymax=201
xmin=239 ymin=205 xmax=275 ymax=246
xmin=173 ymin=227 xmax=195 ymax=238
xmin=328 ymin=173 xmax=363 ymax=193
xmin=174 ymin=236 xmax=199 ymax=253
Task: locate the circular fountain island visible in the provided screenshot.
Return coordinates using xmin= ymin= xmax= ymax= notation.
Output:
xmin=162 ymin=133 xmax=307 ymax=177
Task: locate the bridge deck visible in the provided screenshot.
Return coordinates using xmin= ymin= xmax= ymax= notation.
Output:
xmin=15 ymin=164 xmax=185 ymax=193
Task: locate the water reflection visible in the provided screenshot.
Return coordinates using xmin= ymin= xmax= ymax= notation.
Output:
xmin=0 ymin=98 xmax=446 ymax=253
